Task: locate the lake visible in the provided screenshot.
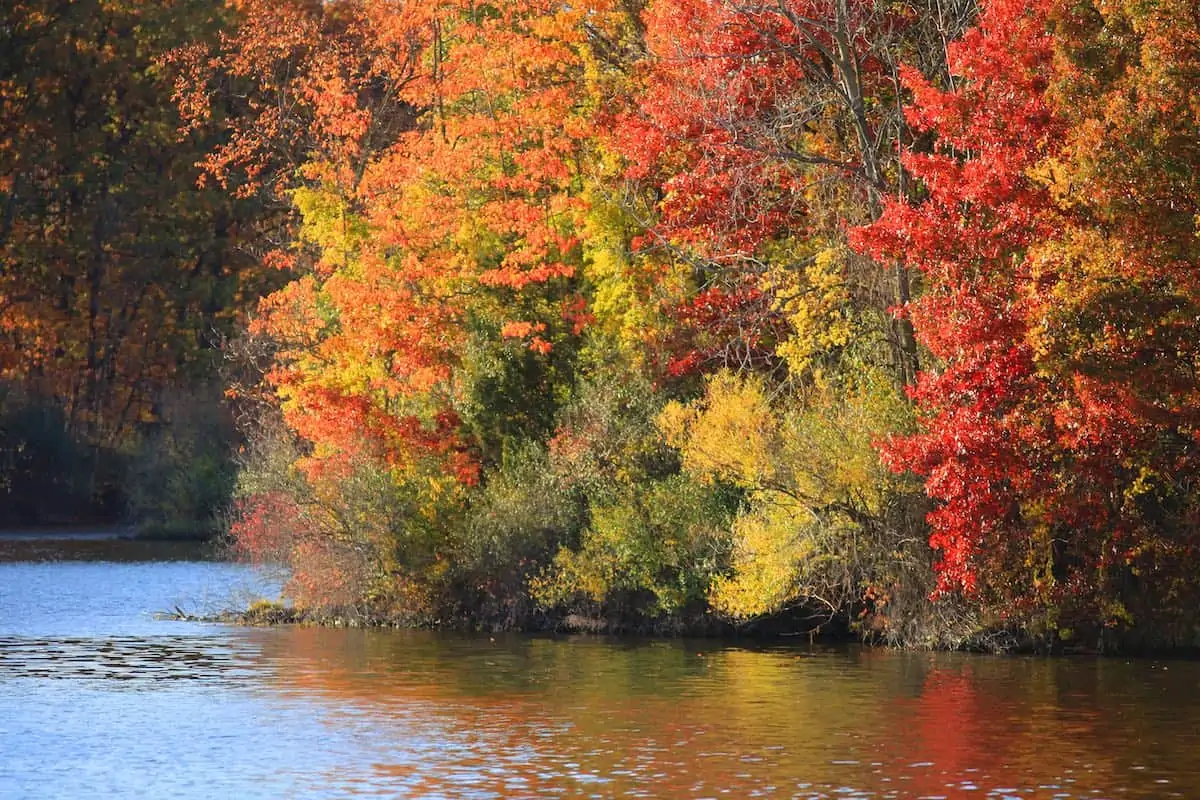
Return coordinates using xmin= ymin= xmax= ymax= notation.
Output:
xmin=1 ymin=537 xmax=1198 ymax=798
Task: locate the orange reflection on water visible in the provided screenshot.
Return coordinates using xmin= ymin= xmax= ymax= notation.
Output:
xmin=242 ymin=628 xmax=1200 ymax=798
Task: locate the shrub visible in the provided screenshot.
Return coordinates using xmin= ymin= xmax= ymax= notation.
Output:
xmin=452 ymin=443 xmax=586 ymax=628
xmin=531 ymin=475 xmax=734 ymax=617
xmin=660 ymin=367 xmax=964 ymax=644
xmin=530 ymin=365 xmax=738 ymax=621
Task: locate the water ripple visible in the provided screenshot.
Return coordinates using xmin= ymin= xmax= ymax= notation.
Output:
xmin=0 ymin=634 xmax=261 ymax=684
xmin=2 ymin=553 xmax=1200 ymax=798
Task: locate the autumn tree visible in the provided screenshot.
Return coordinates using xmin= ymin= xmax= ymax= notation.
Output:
xmin=611 ymin=0 xmax=977 ymax=386
xmin=191 ymin=0 xmax=1200 ymax=644
xmin=577 ymin=0 xmax=982 ymax=633
xmin=0 ymin=0 xmax=273 ymax=523
xmin=192 ymin=0 xmax=665 ymax=619
xmin=855 ymin=0 xmax=1200 ymax=645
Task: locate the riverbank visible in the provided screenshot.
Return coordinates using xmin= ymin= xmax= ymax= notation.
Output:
xmin=160 ymin=598 xmax=744 ymax=637
xmin=17 ymin=526 xmax=1182 ymax=656
xmin=0 ymin=523 xmax=219 ymax=541
xmin=0 ymin=525 xmax=133 ymax=541
xmin=167 ymin=594 xmax=1200 ymax=657
xmin=0 ymin=530 xmax=216 ymax=563
xmin=178 ymin=597 xmax=1029 ymax=654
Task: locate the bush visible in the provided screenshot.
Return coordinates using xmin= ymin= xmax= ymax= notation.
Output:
xmin=529 ymin=365 xmax=738 ymax=623
xmin=228 ymin=418 xmax=387 ymax=615
xmin=660 ymin=367 xmax=970 ymax=645
xmin=451 ymin=443 xmax=586 ymax=628
xmin=531 ymin=475 xmax=735 ymax=617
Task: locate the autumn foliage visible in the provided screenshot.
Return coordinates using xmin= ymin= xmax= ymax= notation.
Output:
xmin=201 ymin=0 xmax=1200 ymax=647
xmin=8 ymin=0 xmax=1200 ymax=647
xmin=856 ymin=0 xmax=1200 ymax=640
xmin=0 ymin=0 xmax=278 ymax=528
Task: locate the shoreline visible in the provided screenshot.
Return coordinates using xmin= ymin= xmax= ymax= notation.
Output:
xmin=0 ymin=526 xmax=134 ymax=541
xmin=10 ymin=534 xmax=1194 ymax=657
xmin=166 ymin=600 xmax=1200 ymax=658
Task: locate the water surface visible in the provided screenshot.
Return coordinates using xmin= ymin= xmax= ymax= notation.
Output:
xmin=2 ymin=539 xmax=1198 ymax=798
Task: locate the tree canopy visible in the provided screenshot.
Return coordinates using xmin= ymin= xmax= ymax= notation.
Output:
xmin=8 ymin=0 xmax=1200 ymax=649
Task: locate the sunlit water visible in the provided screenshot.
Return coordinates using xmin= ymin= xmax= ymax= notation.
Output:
xmin=2 ymin=538 xmax=1199 ymax=799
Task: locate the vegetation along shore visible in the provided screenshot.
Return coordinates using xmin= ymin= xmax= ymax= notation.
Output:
xmin=3 ymin=0 xmax=1199 ymax=653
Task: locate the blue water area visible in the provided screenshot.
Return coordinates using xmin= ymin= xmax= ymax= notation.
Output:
xmin=2 ymin=541 xmax=1199 ymax=799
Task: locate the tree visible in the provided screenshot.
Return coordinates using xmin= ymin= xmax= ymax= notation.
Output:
xmin=611 ymin=0 xmax=976 ymax=386
xmin=0 ymin=0 xmax=272 ymax=521
xmin=586 ymin=0 xmax=980 ymax=634
xmin=201 ymin=0 xmax=652 ymax=615
xmin=855 ymin=0 xmax=1200 ymax=642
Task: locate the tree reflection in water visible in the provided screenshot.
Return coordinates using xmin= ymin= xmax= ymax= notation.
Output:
xmin=249 ymin=628 xmax=1198 ymax=798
